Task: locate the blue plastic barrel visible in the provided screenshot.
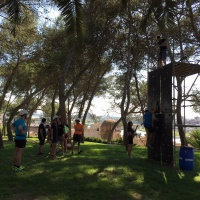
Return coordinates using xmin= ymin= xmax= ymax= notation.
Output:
xmin=179 ymin=146 xmax=194 ymax=170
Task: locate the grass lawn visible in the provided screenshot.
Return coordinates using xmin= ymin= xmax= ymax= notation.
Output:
xmin=0 ymin=138 xmax=200 ymax=200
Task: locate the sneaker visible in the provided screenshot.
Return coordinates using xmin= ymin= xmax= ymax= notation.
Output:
xmin=13 ymin=166 xmax=25 ymax=172
xmin=78 ymin=150 xmax=83 ymax=154
xmin=50 ymin=155 xmax=57 ymax=160
xmin=79 ymin=150 xmax=83 ymax=153
xmin=53 ymin=155 xmax=56 ymax=160
xmin=19 ymin=166 xmax=25 ymax=170
xmin=56 ymin=149 xmax=60 ymax=153
xmin=13 ymin=167 xmax=19 ymax=172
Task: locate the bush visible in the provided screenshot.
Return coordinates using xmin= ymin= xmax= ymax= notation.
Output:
xmin=97 ymin=138 xmax=102 ymax=143
xmin=116 ymin=138 xmax=123 ymax=144
xmin=83 ymin=137 xmax=123 ymax=145
xmin=186 ymin=129 xmax=200 ymax=148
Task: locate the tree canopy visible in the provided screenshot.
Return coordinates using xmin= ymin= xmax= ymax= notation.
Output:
xmin=0 ymin=0 xmax=200 ymax=146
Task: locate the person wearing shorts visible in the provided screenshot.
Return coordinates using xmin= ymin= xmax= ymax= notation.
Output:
xmin=46 ymin=124 xmax=51 ymax=145
xmin=50 ymin=116 xmax=59 ymax=159
xmin=57 ymin=117 xmax=65 ymax=156
xmin=127 ymin=121 xmax=137 ymax=158
xmin=71 ymin=118 xmax=84 ymax=154
xmin=64 ymin=124 xmax=69 ymax=152
xmin=45 ymin=124 xmax=51 ymax=155
xmin=12 ymin=109 xmax=29 ymax=171
xmin=157 ymin=35 xmax=167 ymax=68
xmin=37 ymin=118 xmax=47 ymax=155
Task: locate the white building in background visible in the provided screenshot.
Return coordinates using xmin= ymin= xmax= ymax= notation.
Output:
xmin=31 ymin=110 xmax=45 ymax=126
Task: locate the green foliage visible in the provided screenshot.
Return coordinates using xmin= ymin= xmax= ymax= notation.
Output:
xmin=84 ymin=137 xmax=123 ymax=144
xmin=141 ymin=0 xmax=177 ymax=31
xmin=1 ymin=2 xmax=36 ymax=36
xmin=1 ymin=0 xmax=200 ymax=135
xmin=56 ymin=0 xmax=85 ymax=45
xmin=187 ymin=129 xmax=200 ymax=148
xmin=1 ymin=0 xmax=21 ymax=35
xmin=191 ymin=89 xmax=200 ymax=113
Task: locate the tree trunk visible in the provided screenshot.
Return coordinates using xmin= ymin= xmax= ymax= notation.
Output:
xmin=82 ymin=69 xmax=107 ymax=125
xmin=58 ymin=50 xmax=74 ymax=124
xmin=26 ymin=89 xmax=47 ymax=137
xmin=176 ymin=77 xmax=187 ymax=146
xmin=51 ymin=86 xmax=58 ymax=123
xmin=133 ymin=72 xmax=144 ymax=112
xmin=107 ymin=118 xmax=122 ymax=142
xmin=58 ymin=92 xmax=67 ymax=123
xmin=0 ymin=64 xmax=19 ymax=111
xmin=78 ymin=94 xmax=88 ymax=119
xmin=67 ymin=95 xmax=78 ymax=137
xmin=67 ymin=98 xmax=72 ymax=137
xmin=121 ymin=0 xmax=132 ymax=150
xmin=81 ymin=71 xmax=107 ymax=142
xmin=0 ymin=130 xmax=4 ymax=149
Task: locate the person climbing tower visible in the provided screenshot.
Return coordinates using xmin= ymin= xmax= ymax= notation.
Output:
xmin=143 ymin=108 xmax=155 ymax=147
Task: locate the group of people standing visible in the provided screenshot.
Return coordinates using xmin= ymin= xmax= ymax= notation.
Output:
xmin=12 ymin=109 xmax=84 ymax=172
xmin=37 ymin=116 xmax=69 ymax=159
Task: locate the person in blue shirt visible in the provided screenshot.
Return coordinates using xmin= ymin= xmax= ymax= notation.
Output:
xmin=12 ymin=109 xmax=28 ymax=171
xmin=143 ymin=108 xmax=155 ymax=147
xmin=143 ymin=108 xmax=154 ymax=133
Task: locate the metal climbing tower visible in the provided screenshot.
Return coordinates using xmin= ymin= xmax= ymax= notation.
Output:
xmin=147 ymin=62 xmax=200 ymax=165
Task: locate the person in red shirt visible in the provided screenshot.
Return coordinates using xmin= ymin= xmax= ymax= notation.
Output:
xmin=71 ymin=118 xmax=84 ymax=154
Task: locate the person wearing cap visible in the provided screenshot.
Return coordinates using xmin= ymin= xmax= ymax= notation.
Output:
xmin=12 ymin=109 xmax=28 ymax=171
xmin=37 ymin=118 xmax=47 ymax=155
xmin=71 ymin=118 xmax=84 ymax=154
xmin=157 ymin=35 xmax=167 ymax=68
xmin=57 ymin=117 xmax=65 ymax=156
xmin=50 ymin=115 xmax=59 ymax=159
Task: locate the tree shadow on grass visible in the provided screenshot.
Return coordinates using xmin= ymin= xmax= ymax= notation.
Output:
xmin=140 ymin=152 xmax=200 ymax=200
xmin=1 ymin=140 xmax=200 ymax=200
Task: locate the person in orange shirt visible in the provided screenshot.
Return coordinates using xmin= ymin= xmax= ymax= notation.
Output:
xmin=71 ymin=118 xmax=84 ymax=154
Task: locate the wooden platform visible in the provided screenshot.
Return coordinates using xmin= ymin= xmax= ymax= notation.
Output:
xmin=172 ymin=62 xmax=200 ymax=77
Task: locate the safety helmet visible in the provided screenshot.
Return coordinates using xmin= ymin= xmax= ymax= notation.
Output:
xmin=19 ymin=109 xmax=29 ymax=116
xmin=75 ymin=118 xmax=80 ymax=122
xmin=53 ymin=115 xmax=59 ymax=120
